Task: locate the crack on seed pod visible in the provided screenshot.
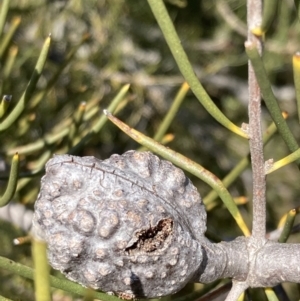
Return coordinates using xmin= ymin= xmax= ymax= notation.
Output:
xmin=125 ymin=218 xmax=173 ymax=254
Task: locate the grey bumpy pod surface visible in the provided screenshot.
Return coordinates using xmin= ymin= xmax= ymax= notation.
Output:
xmin=32 ymin=151 xmax=207 ymax=299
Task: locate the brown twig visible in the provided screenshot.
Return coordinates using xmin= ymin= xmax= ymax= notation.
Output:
xmin=247 ymin=0 xmax=266 ymax=241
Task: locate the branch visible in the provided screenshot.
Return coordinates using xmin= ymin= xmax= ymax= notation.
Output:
xmin=247 ymin=0 xmax=266 ymax=240
xmin=224 ymin=281 xmax=248 ymax=301
xmin=251 ymin=241 xmax=300 ymax=285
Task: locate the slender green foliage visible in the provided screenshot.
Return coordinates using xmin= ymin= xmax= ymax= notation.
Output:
xmin=32 ymin=239 xmax=51 ymax=301
xmin=69 ymin=84 xmax=130 ymax=154
xmin=0 ymin=95 xmax=11 ymax=118
xmin=293 ymin=52 xmax=300 ymax=123
xmin=261 ymin=0 xmax=279 ymax=34
xmin=0 ymin=153 xmax=19 ymax=207
xmin=0 ymin=0 xmax=10 ymax=38
xmin=0 ymin=256 xmax=120 ymax=301
xmin=0 ymin=17 xmax=21 ymax=59
xmin=1 ymin=1 xmax=300 ymax=300
xmin=266 ymin=147 xmax=300 ymax=174
xmin=153 ymin=82 xmax=189 ymax=143
xmin=278 ymin=209 xmax=296 ymax=243
xmin=294 ymin=0 xmax=300 ymax=21
xmin=0 ymin=35 xmax=51 ymax=131
xmin=204 ymin=119 xmax=281 ymax=208
xmin=264 ymin=288 xmax=280 ymax=301
xmin=245 ymin=42 xmax=300 ymax=165
xmin=147 ymin=0 xmax=248 ymax=139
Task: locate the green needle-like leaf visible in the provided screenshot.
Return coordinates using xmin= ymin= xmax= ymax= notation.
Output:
xmin=68 ymin=101 xmax=87 ymax=148
xmin=7 ymin=129 xmax=69 ymax=156
xmin=0 ymin=295 xmax=13 ymax=301
xmin=261 ymin=0 xmax=279 ymax=34
xmin=278 ymin=209 xmax=296 ymax=243
xmin=0 ymin=95 xmax=11 ymax=119
xmin=264 ymin=288 xmax=280 ymax=301
xmin=30 ymin=33 xmax=90 ymax=109
xmin=245 ymin=42 xmax=300 ymax=165
xmin=0 ymin=35 xmax=51 ymax=132
xmin=139 ymin=82 xmax=189 ymax=152
xmin=0 ymin=153 xmax=19 ymax=207
xmin=0 ymin=256 xmax=120 ymax=301
xmin=294 ymin=0 xmax=300 ymax=21
xmin=293 ymin=52 xmax=300 ymax=123
xmin=0 ymin=0 xmax=10 ymax=38
xmin=3 ymin=46 xmax=18 ymax=79
xmin=266 ymin=148 xmax=300 ymax=174
xmin=147 ymin=0 xmax=248 ymax=139
xmin=69 ymin=84 xmax=130 ymax=154
xmin=204 ymin=117 xmax=282 ymax=208
xmin=0 ymin=16 xmax=21 ymax=59
xmin=32 ymin=239 xmax=51 ymax=301
xmin=153 ymin=82 xmax=189 ymax=142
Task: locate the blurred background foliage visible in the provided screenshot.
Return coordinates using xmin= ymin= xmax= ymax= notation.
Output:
xmin=1 ymin=0 xmax=300 ymax=300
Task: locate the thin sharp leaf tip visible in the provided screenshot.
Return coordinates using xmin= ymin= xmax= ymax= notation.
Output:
xmin=103 ymin=109 xmax=111 ymax=116
xmin=3 ymin=95 xmax=12 ymax=102
xmin=244 ymin=41 xmax=252 ymax=48
xmin=13 ymin=238 xmax=20 ymax=245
